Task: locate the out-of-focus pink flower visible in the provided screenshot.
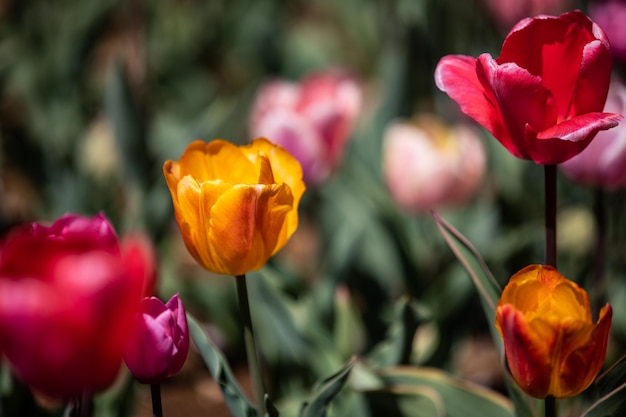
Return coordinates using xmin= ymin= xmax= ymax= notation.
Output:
xmin=590 ymin=0 xmax=626 ymax=64
xmin=482 ymin=0 xmax=572 ymax=31
xmin=250 ymin=69 xmax=361 ymax=185
xmin=124 ymin=294 xmax=189 ymax=385
xmin=383 ymin=115 xmax=486 ymax=213
xmin=435 ymin=11 xmax=621 ymax=165
xmin=561 ymin=79 xmax=626 ymax=189
xmin=0 ymin=213 xmax=147 ymax=399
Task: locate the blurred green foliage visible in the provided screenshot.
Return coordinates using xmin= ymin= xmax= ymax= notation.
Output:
xmin=2 ymin=0 xmax=626 ymax=416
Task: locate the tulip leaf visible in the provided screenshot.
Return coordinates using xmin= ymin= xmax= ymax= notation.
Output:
xmin=582 ymin=355 xmax=626 ymax=417
xmin=298 ymin=358 xmax=355 ymax=417
xmin=187 ymin=315 xmax=256 ymax=417
xmin=366 ymin=296 xmax=422 ymax=368
xmin=359 ymin=365 xmax=514 ymax=417
xmin=432 ymin=212 xmax=539 ymax=417
xmin=265 ymin=394 xmax=280 ymax=417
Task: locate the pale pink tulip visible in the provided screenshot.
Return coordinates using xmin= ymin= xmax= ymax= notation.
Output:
xmin=383 ymin=115 xmax=486 ymax=213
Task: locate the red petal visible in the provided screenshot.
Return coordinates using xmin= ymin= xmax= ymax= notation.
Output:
xmin=497 ymin=304 xmax=552 ymax=398
xmin=569 ymin=40 xmax=613 ymax=116
xmin=435 ymin=55 xmax=513 ymax=155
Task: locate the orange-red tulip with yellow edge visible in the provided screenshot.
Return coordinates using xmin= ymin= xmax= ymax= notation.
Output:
xmin=163 ymin=138 xmax=305 ymax=276
xmin=495 ymin=264 xmax=612 ymax=398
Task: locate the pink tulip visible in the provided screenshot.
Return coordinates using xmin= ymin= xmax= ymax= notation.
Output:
xmin=561 ymin=79 xmax=626 ymax=189
xmin=124 ymin=294 xmax=189 ymax=384
xmin=250 ymin=69 xmax=361 ymax=185
xmin=0 ymin=213 xmax=147 ymax=399
xmin=383 ymin=115 xmax=486 ymax=213
xmin=482 ymin=0 xmax=572 ymax=31
xmin=435 ymin=11 xmax=621 ymax=165
xmin=590 ymin=0 xmax=626 ymax=64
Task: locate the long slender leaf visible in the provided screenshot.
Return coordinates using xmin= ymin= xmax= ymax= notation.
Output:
xmin=370 ymin=366 xmax=514 ymax=417
xmin=432 ymin=212 xmax=538 ymax=417
xmin=188 ymin=314 xmax=256 ymax=417
xmin=299 ymin=358 xmax=355 ymax=417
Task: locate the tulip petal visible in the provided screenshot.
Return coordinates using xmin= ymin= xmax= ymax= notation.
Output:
xmin=177 ymin=140 xmax=259 ymax=184
xmin=435 ymin=55 xmax=513 ymax=152
xmin=207 ymin=184 xmax=293 ymax=275
xmin=497 ymin=304 xmax=552 ymax=398
xmin=570 ymin=39 xmax=613 ymax=116
xmin=557 ymin=304 xmax=612 ymax=397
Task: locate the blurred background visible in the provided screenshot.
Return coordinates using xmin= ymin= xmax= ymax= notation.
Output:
xmin=2 ymin=0 xmax=626 ymax=416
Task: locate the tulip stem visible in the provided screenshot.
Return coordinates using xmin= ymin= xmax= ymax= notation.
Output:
xmin=151 ymin=384 xmax=163 ymax=417
xmin=544 ymin=164 xmax=557 ymax=268
xmin=545 ymin=395 xmax=556 ymax=417
xmin=235 ymin=274 xmax=266 ymax=417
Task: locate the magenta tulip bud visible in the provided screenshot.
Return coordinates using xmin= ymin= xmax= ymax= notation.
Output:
xmin=124 ymin=294 xmax=189 ymax=384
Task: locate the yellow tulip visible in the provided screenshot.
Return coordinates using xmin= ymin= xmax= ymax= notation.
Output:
xmin=163 ymin=138 xmax=305 ymax=276
xmin=495 ymin=265 xmax=612 ymax=398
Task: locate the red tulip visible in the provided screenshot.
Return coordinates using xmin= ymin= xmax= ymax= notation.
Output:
xmin=561 ymin=79 xmax=626 ymax=189
xmin=250 ymin=69 xmax=361 ymax=184
xmin=124 ymin=294 xmax=189 ymax=384
xmin=0 ymin=213 xmax=147 ymax=399
xmin=435 ymin=10 xmax=622 ymax=165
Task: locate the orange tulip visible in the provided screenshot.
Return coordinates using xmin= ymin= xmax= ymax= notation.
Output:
xmin=163 ymin=138 xmax=305 ymax=276
xmin=495 ymin=265 xmax=612 ymax=398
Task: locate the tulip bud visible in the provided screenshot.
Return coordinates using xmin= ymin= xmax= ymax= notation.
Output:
xmin=495 ymin=265 xmax=612 ymax=398
xmin=124 ymin=294 xmax=190 ymax=384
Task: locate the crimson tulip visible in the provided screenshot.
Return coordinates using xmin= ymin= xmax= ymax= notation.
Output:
xmin=249 ymin=69 xmax=361 ymax=184
xmin=0 ymin=213 xmax=148 ymax=399
xmin=435 ymin=10 xmax=622 ymax=165
xmin=124 ymin=294 xmax=189 ymax=384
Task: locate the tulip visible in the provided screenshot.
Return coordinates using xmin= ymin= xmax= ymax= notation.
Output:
xmin=382 ymin=114 xmax=486 ymax=213
xmin=163 ymin=138 xmax=305 ymax=276
xmin=495 ymin=265 xmax=612 ymax=398
xmin=124 ymin=294 xmax=189 ymax=384
xmin=561 ymin=79 xmax=626 ymax=188
xmin=590 ymin=0 xmax=626 ymax=65
xmin=435 ymin=10 xmax=622 ymax=165
xmin=0 ymin=213 xmax=147 ymax=399
xmin=481 ymin=0 xmax=572 ymax=31
xmin=249 ymin=69 xmax=361 ymax=185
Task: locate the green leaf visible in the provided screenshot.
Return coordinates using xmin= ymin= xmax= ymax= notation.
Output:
xmin=432 ymin=213 xmax=538 ymax=417
xmin=188 ymin=315 xmax=256 ymax=417
xmin=366 ymin=366 xmax=515 ymax=417
xmin=582 ymin=355 xmax=626 ymax=417
xmin=299 ymin=358 xmax=355 ymax=417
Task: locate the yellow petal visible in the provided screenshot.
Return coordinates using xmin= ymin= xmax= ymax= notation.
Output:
xmin=177 ymin=140 xmax=259 ymax=184
xmin=207 ymin=183 xmax=293 ymax=275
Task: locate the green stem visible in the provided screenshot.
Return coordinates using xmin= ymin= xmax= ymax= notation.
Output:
xmin=235 ymin=274 xmax=266 ymax=417
xmin=545 ymin=395 xmax=556 ymax=417
xmin=151 ymin=384 xmax=163 ymax=417
xmin=544 ymin=165 xmax=557 ymax=268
